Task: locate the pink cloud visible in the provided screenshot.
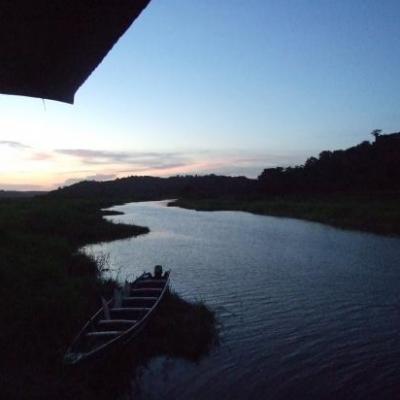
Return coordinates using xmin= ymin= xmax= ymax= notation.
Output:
xmin=28 ymin=152 xmax=53 ymax=161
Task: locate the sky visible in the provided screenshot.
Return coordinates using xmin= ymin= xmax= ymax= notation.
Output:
xmin=1 ymin=0 xmax=400 ymax=190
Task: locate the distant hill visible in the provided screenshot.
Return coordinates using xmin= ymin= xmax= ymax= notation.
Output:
xmin=49 ymin=132 xmax=400 ymax=202
xmin=49 ymin=175 xmax=257 ymax=201
xmin=0 ymin=191 xmax=47 ymax=198
xmin=258 ymin=132 xmax=400 ymax=195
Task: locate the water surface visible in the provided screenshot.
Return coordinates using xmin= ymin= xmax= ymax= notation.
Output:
xmin=85 ymin=200 xmax=400 ymax=400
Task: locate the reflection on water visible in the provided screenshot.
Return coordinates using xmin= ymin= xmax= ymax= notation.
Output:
xmin=85 ymin=200 xmax=400 ymax=400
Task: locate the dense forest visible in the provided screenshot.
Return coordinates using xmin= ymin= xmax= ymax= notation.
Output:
xmin=50 ymin=174 xmax=257 ymax=200
xmin=50 ymin=131 xmax=400 ymax=201
xmin=258 ymin=131 xmax=400 ymax=195
xmin=0 ymin=190 xmax=46 ymax=198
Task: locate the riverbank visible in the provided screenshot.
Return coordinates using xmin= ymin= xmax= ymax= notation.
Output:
xmin=169 ymin=195 xmax=400 ymax=236
xmin=0 ymin=197 xmax=217 ymax=400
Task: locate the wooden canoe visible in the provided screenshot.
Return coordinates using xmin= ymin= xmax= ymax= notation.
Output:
xmin=64 ymin=269 xmax=170 ymax=365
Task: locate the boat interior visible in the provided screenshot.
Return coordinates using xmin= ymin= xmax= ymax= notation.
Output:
xmin=71 ymin=273 xmax=169 ymax=354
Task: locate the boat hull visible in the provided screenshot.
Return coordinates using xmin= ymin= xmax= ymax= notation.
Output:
xmin=64 ymin=271 xmax=170 ymax=365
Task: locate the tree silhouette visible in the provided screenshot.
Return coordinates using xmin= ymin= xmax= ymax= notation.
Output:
xmin=371 ymin=129 xmax=382 ymax=141
xmin=258 ymin=131 xmax=400 ymax=195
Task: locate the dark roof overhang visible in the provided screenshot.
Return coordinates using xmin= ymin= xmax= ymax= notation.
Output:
xmin=0 ymin=0 xmax=151 ymax=104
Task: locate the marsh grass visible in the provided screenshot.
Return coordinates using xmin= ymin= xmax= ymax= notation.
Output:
xmin=170 ymin=194 xmax=400 ymax=236
xmin=0 ymin=198 xmax=142 ymax=398
xmin=139 ymin=290 xmax=219 ymax=361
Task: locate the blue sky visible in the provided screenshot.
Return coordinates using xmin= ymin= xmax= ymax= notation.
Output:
xmin=1 ymin=0 xmax=400 ymax=190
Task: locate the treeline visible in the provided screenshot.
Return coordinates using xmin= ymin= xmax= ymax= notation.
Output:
xmin=49 ymin=131 xmax=400 ymax=201
xmin=0 ymin=190 xmax=46 ymax=198
xmin=50 ymin=174 xmax=257 ymax=200
xmin=259 ymin=131 xmax=400 ymax=195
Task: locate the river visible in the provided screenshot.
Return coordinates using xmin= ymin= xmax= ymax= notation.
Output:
xmin=84 ymin=200 xmax=400 ymax=400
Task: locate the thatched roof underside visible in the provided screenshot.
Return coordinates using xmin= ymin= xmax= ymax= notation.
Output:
xmin=0 ymin=1 xmax=151 ymax=104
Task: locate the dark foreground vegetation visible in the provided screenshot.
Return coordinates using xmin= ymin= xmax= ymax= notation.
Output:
xmin=0 ymin=197 xmax=217 ymax=400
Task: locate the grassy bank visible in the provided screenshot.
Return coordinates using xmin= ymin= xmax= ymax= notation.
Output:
xmin=169 ymin=195 xmax=400 ymax=236
xmin=0 ymin=197 xmax=217 ymax=399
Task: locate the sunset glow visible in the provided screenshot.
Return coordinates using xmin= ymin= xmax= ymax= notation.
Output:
xmin=1 ymin=1 xmax=400 ymax=190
